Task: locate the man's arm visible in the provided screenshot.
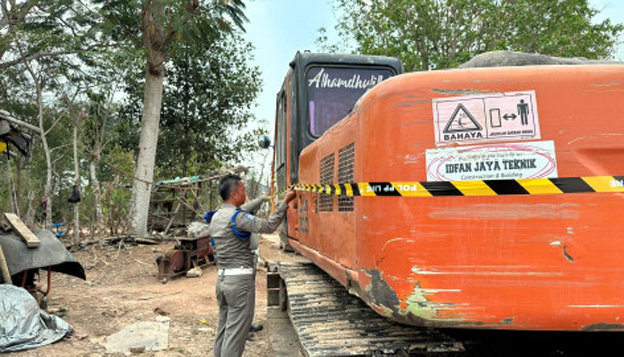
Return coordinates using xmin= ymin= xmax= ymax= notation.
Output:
xmin=235 ymin=188 xmax=296 ymax=234
xmin=240 ymin=196 xmax=267 ymax=214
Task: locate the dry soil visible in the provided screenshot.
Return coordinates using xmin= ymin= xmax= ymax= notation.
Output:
xmin=5 ymin=233 xmax=305 ymax=357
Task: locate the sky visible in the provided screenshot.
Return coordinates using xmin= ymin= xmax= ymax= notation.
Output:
xmin=243 ymin=0 xmax=336 ymax=126
xmin=241 ymin=0 xmax=624 ymax=178
xmin=591 ymin=0 xmax=624 ymax=59
xmin=241 ymin=0 xmax=336 ymax=177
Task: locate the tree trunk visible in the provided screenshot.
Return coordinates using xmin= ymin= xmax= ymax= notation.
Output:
xmin=129 ymin=1 xmax=174 ymax=236
xmin=24 ymin=189 xmax=35 ymax=228
xmin=43 ymin=142 xmax=52 ymax=225
xmin=89 ymin=90 xmax=109 ymax=235
xmin=14 ymin=155 xmax=21 ymax=212
xmin=128 ymin=68 xmax=164 ymax=237
xmin=90 ymin=155 xmax=104 ymax=228
xmin=32 ymin=74 xmax=53 ymax=227
xmin=73 ymin=124 xmax=80 ymax=243
xmin=73 ymin=199 xmax=80 ymax=241
xmin=22 ymin=60 xmax=53 ymax=227
xmin=6 ymin=158 xmax=17 ymax=214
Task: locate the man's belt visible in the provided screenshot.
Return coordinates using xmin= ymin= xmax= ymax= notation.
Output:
xmin=218 ymin=267 xmax=254 ymax=276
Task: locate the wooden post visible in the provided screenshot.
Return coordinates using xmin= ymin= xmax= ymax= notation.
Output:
xmin=163 ymin=201 xmax=181 ymax=236
xmin=209 ymin=180 xmax=213 ymax=210
xmin=0 ymin=246 xmax=12 ymax=284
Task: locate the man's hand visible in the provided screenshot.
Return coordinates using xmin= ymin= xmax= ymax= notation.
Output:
xmin=283 ymin=187 xmax=297 ymax=204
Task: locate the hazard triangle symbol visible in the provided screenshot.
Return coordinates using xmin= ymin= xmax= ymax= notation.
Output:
xmin=443 ymin=104 xmax=482 ymax=133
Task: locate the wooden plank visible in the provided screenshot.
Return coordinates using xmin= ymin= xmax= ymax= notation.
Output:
xmin=3 ymin=213 xmax=40 ymax=248
xmin=134 ymin=237 xmax=160 ymax=245
xmin=0 ymin=246 xmax=12 ymax=284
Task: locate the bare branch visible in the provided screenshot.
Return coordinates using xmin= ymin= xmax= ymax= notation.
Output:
xmin=0 ymin=47 xmax=95 ymax=70
xmin=0 ymin=111 xmax=41 ymax=133
xmin=44 ymin=113 xmax=66 ymax=136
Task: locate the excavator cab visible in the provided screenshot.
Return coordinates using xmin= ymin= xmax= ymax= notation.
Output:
xmin=272 ymin=52 xmax=403 ymax=248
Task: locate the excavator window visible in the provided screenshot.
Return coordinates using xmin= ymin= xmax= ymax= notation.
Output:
xmin=305 ymin=66 xmax=394 ymax=137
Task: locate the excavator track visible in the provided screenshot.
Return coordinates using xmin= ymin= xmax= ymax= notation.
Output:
xmin=268 ymin=262 xmax=464 ymax=356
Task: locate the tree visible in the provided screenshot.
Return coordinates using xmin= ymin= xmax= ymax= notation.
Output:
xmin=1 ymin=0 xmax=261 ymax=239
xmin=99 ymin=0 xmax=248 ymax=237
xmin=322 ymin=0 xmax=624 ymax=71
xmin=1 ymin=0 xmax=106 ymax=228
xmin=84 ymin=89 xmax=116 ymax=229
xmin=1 ymin=1 xmax=102 ymax=70
xmin=156 ymin=37 xmax=262 ymax=177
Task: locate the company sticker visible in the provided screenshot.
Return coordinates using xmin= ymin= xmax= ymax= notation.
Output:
xmin=426 ymin=141 xmax=557 ymax=182
xmin=433 ymin=91 xmax=540 ymax=146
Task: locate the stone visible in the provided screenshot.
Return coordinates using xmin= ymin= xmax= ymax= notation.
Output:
xmin=101 ymin=319 xmax=169 ymax=354
xmin=186 ymin=267 xmax=202 ymax=278
xmin=129 ymin=346 xmax=145 ymax=353
xmin=155 ymin=315 xmax=171 ymax=323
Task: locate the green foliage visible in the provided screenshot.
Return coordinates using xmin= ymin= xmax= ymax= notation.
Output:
xmin=100 ymin=147 xmax=135 ymax=234
xmin=118 ymin=31 xmax=264 ymax=179
xmin=0 ymin=159 xmax=14 ymax=213
xmin=100 ymin=146 xmax=136 ymax=187
xmin=0 ymin=0 xmax=103 ymax=71
xmin=96 ymin=0 xmax=249 ymax=69
xmin=1 ymin=1 xmax=264 ymax=235
xmin=322 ymin=0 xmax=624 ymax=71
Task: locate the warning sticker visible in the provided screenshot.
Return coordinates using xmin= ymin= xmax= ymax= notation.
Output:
xmin=426 ymin=141 xmax=557 ymax=182
xmin=433 ymin=91 xmax=540 ymax=146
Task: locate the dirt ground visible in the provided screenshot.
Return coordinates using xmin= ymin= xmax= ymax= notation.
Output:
xmin=5 ymin=233 xmax=306 ymax=357
xmin=7 ymin=231 xmax=624 ymax=357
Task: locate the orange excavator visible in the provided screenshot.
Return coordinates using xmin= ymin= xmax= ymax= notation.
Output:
xmin=270 ymin=50 xmax=624 ymax=338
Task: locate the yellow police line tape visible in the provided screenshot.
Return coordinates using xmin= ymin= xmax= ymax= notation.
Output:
xmin=288 ymin=175 xmax=624 ymax=197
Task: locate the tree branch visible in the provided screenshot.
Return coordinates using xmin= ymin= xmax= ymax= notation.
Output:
xmin=44 ymin=112 xmax=66 ymax=137
xmin=162 ymin=0 xmax=200 ymax=49
xmin=0 ymin=111 xmax=41 ymax=133
xmin=0 ymin=47 xmax=99 ymax=70
xmin=99 ymin=0 xmax=142 ymax=46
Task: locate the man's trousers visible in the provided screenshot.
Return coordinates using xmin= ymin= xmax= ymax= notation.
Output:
xmin=214 ymin=273 xmax=255 ymax=357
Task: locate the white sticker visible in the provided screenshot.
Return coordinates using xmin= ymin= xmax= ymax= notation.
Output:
xmin=426 ymin=141 xmax=557 ymax=182
xmin=433 ymin=91 xmax=540 ymax=146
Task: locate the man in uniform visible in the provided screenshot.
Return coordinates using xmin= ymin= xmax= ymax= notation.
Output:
xmin=209 ymin=174 xmax=296 ymax=357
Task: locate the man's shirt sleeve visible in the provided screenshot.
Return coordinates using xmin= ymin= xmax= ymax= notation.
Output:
xmin=235 ymin=202 xmax=289 ymax=233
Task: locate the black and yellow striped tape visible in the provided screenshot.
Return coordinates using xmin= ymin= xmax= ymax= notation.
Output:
xmin=292 ymin=176 xmax=624 ymax=197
